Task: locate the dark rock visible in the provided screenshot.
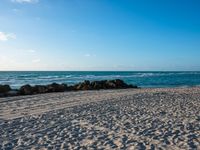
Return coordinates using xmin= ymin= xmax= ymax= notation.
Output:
xmin=0 ymin=79 xmax=137 ymax=97
xmin=74 ymin=80 xmax=92 ymax=91
xmin=47 ymin=83 xmax=66 ymax=92
xmin=61 ymin=83 xmax=68 ymax=90
xmin=103 ymin=79 xmax=137 ymax=89
xmin=33 ymin=85 xmax=48 ymax=94
xmin=83 ymin=80 xmax=90 ymax=85
xmin=73 ymin=79 xmax=137 ymax=91
xmin=105 ymin=80 xmax=116 ymax=89
xmin=112 ymin=79 xmax=132 ymax=88
xmin=0 ymin=84 xmax=11 ymax=94
xmin=67 ymin=85 xmax=75 ymax=91
xmin=128 ymin=84 xmax=138 ymax=88
xmin=90 ymin=81 xmax=103 ymax=89
xmin=19 ymin=84 xmax=33 ymax=95
xmin=73 ymin=84 xmax=81 ymax=91
xmin=7 ymin=90 xmax=19 ymax=97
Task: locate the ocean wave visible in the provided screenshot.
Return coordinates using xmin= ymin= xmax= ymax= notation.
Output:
xmin=18 ymin=74 xmax=38 ymax=78
xmin=1 ymin=71 xmax=200 ymax=88
xmin=69 ymin=73 xmax=165 ymax=78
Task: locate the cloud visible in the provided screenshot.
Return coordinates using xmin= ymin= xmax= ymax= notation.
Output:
xmin=11 ymin=0 xmax=39 ymax=4
xmin=0 ymin=32 xmax=16 ymax=41
xmin=84 ymin=54 xmax=96 ymax=57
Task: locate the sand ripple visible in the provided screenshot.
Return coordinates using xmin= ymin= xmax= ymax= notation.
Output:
xmin=0 ymin=88 xmax=200 ymax=149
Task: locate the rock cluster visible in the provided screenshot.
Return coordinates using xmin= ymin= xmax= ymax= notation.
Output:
xmin=73 ymin=79 xmax=137 ymax=90
xmin=0 ymin=79 xmax=137 ymax=97
xmin=19 ymin=83 xmax=67 ymax=95
xmin=0 ymin=85 xmax=17 ymax=97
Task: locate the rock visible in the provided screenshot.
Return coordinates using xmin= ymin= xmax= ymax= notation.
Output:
xmin=0 ymin=84 xmax=11 ymax=94
xmin=111 ymin=79 xmax=127 ymax=88
xmin=7 ymin=90 xmax=19 ymax=97
xmin=100 ymin=79 xmax=132 ymax=89
xmin=112 ymin=79 xmax=137 ymax=89
xmin=90 ymin=81 xmax=103 ymax=90
xmin=61 ymin=83 xmax=68 ymax=90
xmin=19 ymin=84 xmax=33 ymax=95
xmin=74 ymin=80 xmax=91 ymax=91
xmin=47 ymin=83 xmax=66 ymax=92
xmin=67 ymin=85 xmax=75 ymax=91
xmin=73 ymin=79 xmax=137 ymax=91
xmin=33 ymin=85 xmax=48 ymax=94
xmin=128 ymin=84 xmax=138 ymax=88
xmin=0 ymin=79 xmax=137 ymax=97
xmin=106 ymin=80 xmax=116 ymax=89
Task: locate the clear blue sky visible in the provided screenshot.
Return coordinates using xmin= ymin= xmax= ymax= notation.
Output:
xmin=0 ymin=0 xmax=199 ymax=71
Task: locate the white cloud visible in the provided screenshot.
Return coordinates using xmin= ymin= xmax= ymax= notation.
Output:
xmin=11 ymin=0 xmax=39 ymax=4
xmin=0 ymin=32 xmax=16 ymax=41
xmin=84 ymin=54 xmax=96 ymax=57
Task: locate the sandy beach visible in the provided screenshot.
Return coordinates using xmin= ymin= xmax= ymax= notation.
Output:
xmin=0 ymin=87 xmax=200 ymax=149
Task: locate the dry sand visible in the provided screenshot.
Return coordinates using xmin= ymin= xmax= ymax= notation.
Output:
xmin=0 ymin=87 xmax=200 ymax=149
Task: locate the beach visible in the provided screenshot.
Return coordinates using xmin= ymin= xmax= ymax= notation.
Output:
xmin=0 ymin=87 xmax=200 ymax=149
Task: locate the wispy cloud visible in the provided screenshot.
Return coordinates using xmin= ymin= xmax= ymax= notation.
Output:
xmin=84 ymin=54 xmax=96 ymax=57
xmin=0 ymin=32 xmax=16 ymax=41
xmin=11 ymin=0 xmax=39 ymax=4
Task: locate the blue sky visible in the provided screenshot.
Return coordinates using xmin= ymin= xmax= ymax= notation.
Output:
xmin=0 ymin=0 xmax=199 ymax=71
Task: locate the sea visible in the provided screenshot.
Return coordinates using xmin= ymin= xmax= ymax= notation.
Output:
xmin=0 ymin=71 xmax=200 ymax=89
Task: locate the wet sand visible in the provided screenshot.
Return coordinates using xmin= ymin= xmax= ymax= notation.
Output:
xmin=0 ymin=87 xmax=200 ymax=149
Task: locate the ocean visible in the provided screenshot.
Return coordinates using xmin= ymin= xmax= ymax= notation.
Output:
xmin=0 ymin=71 xmax=200 ymax=89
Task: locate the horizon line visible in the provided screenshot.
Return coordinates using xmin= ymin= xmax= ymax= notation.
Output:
xmin=0 ymin=70 xmax=200 ymax=72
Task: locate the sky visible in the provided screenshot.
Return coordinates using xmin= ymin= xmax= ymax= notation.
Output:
xmin=0 ymin=0 xmax=200 ymax=71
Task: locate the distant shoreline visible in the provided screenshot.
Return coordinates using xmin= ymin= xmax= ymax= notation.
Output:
xmin=1 ymin=71 xmax=200 ymax=89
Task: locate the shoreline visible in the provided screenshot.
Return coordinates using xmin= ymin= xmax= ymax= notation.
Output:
xmin=0 ymin=85 xmax=199 ymax=100
xmin=1 ymin=71 xmax=200 ymax=91
xmin=0 ymin=87 xmax=200 ymax=149
xmin=0 ymin=79 xmax=137 ymax=98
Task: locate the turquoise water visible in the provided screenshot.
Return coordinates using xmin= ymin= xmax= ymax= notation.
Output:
xmin=0 ymin=71 xmax=200 ymax=89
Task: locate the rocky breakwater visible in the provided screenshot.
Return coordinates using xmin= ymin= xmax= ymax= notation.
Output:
xmin=0 ymin=79 xmax=137 ymax=97
xmin=0 ymin=84 xmax=18 ymax=97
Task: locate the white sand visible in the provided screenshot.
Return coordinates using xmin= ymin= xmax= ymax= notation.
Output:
xmin=0 ymin=87 xmax=200 ymax=149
